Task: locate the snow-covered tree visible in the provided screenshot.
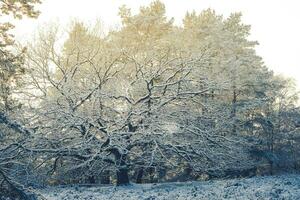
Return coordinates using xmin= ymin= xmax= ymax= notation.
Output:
xmin=0 ymin=0 xmax=41 ymax=199
xmin=21 ymin=1 xmax=300 ymax=186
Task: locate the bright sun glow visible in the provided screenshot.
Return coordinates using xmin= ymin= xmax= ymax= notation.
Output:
xmin=13 ymin=0 xmax=300 ymax=89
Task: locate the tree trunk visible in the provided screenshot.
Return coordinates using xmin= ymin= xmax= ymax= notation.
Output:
xmin=109 ymin=148 xmax=130 ymax=185
xmin=149 ymin=167 xmax=156 ymax=183
xmin=135 ymin=168 xmax=144 ymax=184
xmin=87 ymin=175 xmax=96 ymax=184
xmin=231 ymin=85 xmax=237 ymax=135
xmin=116 ymin=167 xmax=129 ymax=185
xmin=100 ymin=171 xmax=110 ymax=184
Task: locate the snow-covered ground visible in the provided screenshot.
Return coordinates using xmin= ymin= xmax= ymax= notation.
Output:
xmin=39 ymin=174 xmax=300 ymax=200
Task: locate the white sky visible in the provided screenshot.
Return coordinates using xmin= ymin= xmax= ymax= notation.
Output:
xmin=12 ymin=0 xmax=300 ymax=89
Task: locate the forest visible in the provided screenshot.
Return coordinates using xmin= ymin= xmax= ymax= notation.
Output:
xmin=0 ymin=0 xmax=300 ymax=199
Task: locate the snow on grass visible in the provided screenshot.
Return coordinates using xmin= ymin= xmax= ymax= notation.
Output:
xmin=39 ymin=174 xmax=300 ymax=200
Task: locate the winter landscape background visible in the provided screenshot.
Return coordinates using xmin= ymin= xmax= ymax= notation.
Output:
xmin=0 ymin=1 xmax=299 ymax=199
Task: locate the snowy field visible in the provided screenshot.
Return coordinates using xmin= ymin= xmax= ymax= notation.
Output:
xmin=38 ymin=174 xmax=300 ymax=200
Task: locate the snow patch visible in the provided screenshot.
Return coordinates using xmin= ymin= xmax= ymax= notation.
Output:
xmin=39 ymin=174 xmax=300 ymax=200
